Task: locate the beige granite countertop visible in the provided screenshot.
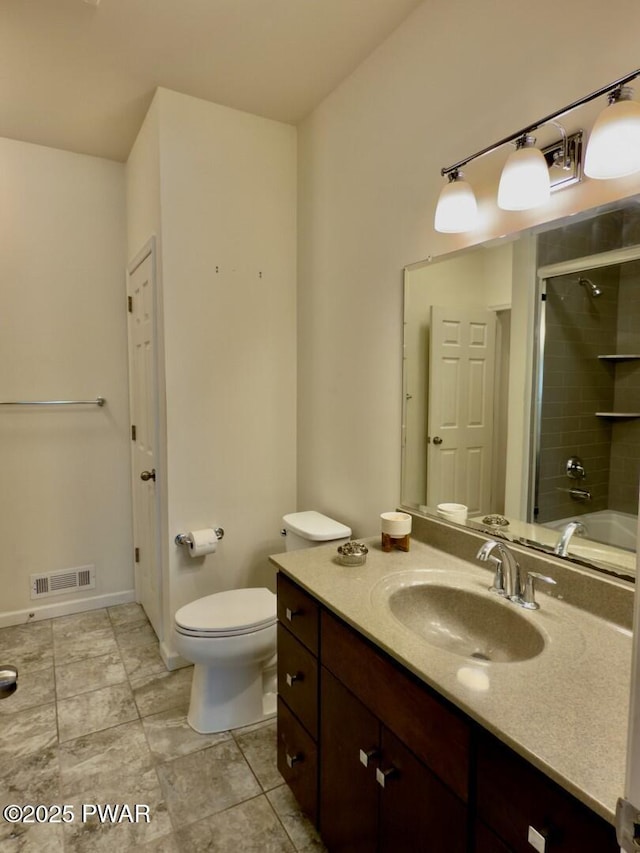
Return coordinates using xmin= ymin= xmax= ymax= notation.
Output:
xmin=270 ymin=536 xmax=632 ymax=824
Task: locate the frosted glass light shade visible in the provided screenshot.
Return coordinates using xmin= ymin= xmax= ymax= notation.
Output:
xmin=434 ymin=175 xmax=478 ymax=233
xmin=584 ymin=96 xmax=640 ymax=179
xmin=498 ymin=144 xmax=550 ymax=211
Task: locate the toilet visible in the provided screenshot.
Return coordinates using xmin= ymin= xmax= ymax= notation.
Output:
xmin=174 ymin=510 xmax=351 ymax=734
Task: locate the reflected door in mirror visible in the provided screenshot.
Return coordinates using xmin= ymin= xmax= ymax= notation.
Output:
xmin=427 ymin=306 xmax=496 ymax=514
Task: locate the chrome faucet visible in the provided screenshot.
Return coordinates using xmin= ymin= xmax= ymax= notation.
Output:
xmin=554 ymin=520 xmax=586 ymax=556
xmin=476 ymin=540 xmax=523 ymax=600
xmin=477 ymin=539 xmax=557 ymax=610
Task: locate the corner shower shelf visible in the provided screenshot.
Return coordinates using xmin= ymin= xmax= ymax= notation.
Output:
xmin=598 ymin=354 xmax=640 ymax=361
xmin=595 ymin=412 xmax=640 ymax=418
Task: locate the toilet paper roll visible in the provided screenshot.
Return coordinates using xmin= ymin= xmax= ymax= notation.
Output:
xmin=188 ymin=528 xmax=218 ymax=558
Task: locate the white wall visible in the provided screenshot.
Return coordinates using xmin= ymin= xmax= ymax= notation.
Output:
xmin=0 ymin=137 xmax=131 ymax=623
xmin=297 ymin=0 xmax=640 ymax=538
xmin=127 ymin=89 xmax=297 ymax=662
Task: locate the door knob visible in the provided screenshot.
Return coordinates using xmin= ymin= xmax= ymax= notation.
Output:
xmin=140 ymin=469 xmax=156 ymax=482
xmin=432 ymin=436 xmax=443 ymax=445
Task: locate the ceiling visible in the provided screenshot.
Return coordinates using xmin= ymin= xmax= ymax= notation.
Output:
xmin=0 ymin=0 xmax=424 ymax=162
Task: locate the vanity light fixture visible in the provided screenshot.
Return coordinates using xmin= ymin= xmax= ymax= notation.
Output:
xmin=433 ymin=169 xmax=478 ymax=233
xmin=497 ymin=135 xmax=550 ymax=211
xmin=435 ymin=66 xmax=640 ymax=233
xmin=584 ymin=86 xmax=640 ymax=179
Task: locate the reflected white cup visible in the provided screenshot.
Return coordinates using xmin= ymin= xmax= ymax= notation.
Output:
xmin=436 ymin=503 xmax=468 ymax=524
xmin=380 ymin=511 xmax=412 ymax=536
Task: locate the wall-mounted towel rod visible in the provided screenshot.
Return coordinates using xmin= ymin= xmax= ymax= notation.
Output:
xmin=0 ymin=396 xmax=106 ymax=407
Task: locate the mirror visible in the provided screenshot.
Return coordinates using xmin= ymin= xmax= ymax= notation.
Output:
xmin=402 ymin=196 xmax=640 ymax=581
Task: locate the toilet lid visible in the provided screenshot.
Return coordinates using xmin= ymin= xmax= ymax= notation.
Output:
xmin=174 ymin=588 xmax=276 ymax=635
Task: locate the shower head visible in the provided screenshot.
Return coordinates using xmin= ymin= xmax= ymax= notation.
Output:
xmin=578 ymin=277 xmax=602 ymax=297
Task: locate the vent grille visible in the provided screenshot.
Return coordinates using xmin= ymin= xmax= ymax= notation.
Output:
xmin=30 ymin=565 xmax=95 ymax=599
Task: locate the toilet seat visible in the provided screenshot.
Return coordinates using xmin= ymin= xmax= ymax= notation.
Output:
xmin=175 ymin=588 xmax=276 ymax=638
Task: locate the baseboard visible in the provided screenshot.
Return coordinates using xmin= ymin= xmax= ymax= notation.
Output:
xmin=0 ymin=589 xmax=136 ymax=628
xmin=160 ymin=639 xmax=190 ymax=671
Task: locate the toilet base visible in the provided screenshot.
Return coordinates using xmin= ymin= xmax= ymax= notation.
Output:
xmin=186 ymin=660 xmax=276 ymax=734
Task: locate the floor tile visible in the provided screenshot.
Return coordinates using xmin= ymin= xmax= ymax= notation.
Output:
xmin=0 ymin=703 xmax=57 ymax=761
xmin=108 ymin=602 xmax=150 ymax=631
xmin=141 ymin=705 xmax=231 ymax=763
xmin=0 ymin=620 xmax=53 ymax=673
xmin=57 ymin=682 xmax=138 ymax=742
xmin=53 ymin=627 xmax=119 ymax=667
xmin=156 ymin=739 xmax=261 ymax=829
xmin=59 ymin=720 xmax=153 ymax=796
xmin=234 ymin=720 xmax=283 ymax=791
xmin=119 ymin=640 xmax=167 ymax=680
xmin=51 ymin=608 xmax=111 ymax=639
xmin=0 ymin=665 xmax=55 ymax=716
xmin=56 ymin=650 xmax=127 ymax=699
xmin=267 ymin=785 xmax=326 ymax=852
xmin=61 ymin=766 xmax=171 ymax=853
xmin=115 ymin=621 xmax=159 ymax=650
xmin=176 ymin=795 xmax=295 ymax=852
xmin=0 ymin=743 xmax=60 ymax=807
xmin=0 ymin=821 xmax=64 ymax=853
xmin=135 ymin=834 xmax=181 ymax=852
xmin=130 ymin=667 xmax=193 ymax=717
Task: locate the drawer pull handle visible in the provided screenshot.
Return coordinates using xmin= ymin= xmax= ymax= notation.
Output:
xmin=286 ymin=671 xmax=303 ymax=687
xmin=527 ymin=825 xmax=547 ymax=853
xmin=285 ymin=607 xmax=301 ymax=621
xmin=286 ymin=752 xmax=302 ymax=768
xmin=359 ymin=748 xmax=378 ymax=768
xmin=376 ymin=766 xmax=397 ymax=788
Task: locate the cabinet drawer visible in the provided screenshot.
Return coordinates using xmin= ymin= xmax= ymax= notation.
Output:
xmin=277 ymin=623 xmax=318 ymax=739
xmin=321 ymin=608 xmax=470 ymax=802
xmin=476 ymin=731 xmax=619 ymax=852
xmin=277 ymin=573 xmax=319 ymax=654
xmin=277 ymin=697 xmax=318 ymax=825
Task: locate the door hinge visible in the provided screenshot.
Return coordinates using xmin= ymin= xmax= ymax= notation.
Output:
xmin=128 ymin=295 xmax=133 ymax=313
xmin=135 ymin=547 xmax=140 ymax=563
xmin=131 ymin=424 xmax=136 ymax=441
xmin=616 ymin=797 xmax=640 ymax=851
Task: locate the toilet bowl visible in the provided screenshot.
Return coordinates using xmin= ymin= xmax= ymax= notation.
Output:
xmin=174 ymin=587 xmax=277 ymax=733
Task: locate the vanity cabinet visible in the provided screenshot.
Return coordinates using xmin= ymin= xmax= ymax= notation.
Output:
xmin=320 ymin=666 xmax=466 ymax=853
xmin=276 ymin=574 xmax=620 ymax=853
xmin=476 ymin=731 xmax=619 ymax=852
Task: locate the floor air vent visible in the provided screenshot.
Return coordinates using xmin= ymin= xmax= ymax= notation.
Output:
xmin=30 ymin=565 xmax=95 ymax=599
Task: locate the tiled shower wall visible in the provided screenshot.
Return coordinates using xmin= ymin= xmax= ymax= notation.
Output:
xmin=535 ymin=209 xmax=640 ymax=524
xmin=610 ymin=259 xmax=640 ymax=514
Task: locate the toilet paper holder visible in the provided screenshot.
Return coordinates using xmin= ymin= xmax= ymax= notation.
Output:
xmin=175 ymin=528 xmax=225 ymax=547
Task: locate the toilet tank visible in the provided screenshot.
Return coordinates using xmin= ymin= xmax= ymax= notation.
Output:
xmin=282 ymin=511 xmax=351 ymax=551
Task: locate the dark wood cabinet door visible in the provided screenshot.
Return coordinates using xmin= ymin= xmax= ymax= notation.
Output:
xmin=475 ymin=820 xmax=512 ymax=853
xmin=378 ymin=727 xmax=467 ymax=853
xmin=476 ymin=732 xmax=619 ymax=853
xmin=319 ymin=667 xmax=379 ymax=853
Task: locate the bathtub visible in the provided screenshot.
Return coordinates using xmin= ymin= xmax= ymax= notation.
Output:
xmin=544 ymin=509 xmax=638 ymax=552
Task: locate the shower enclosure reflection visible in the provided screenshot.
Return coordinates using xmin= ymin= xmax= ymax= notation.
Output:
xmin=402 ymin=196 xmax=640 ymax=578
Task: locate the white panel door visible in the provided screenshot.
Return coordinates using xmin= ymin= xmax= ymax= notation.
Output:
xmin=127 ymin=245 xmax=161 ymax=637
xmin=427 ymin=306 xmax=496 ymax=514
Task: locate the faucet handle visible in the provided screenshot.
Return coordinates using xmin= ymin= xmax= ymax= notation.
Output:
xmin=522 ymin=571 xmax=556 ymax=610
xmin=487 ymin=556 xmax=506 ymax=596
